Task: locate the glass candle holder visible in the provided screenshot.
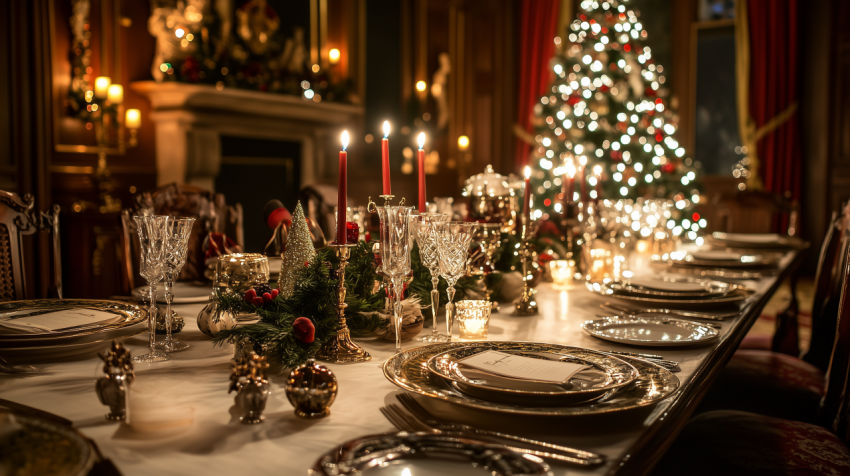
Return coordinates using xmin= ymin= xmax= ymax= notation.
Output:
xmin=586 ymin=247 xmax=614 ymax=283
xmin=549 ymin=259 xmax=577 ymax=289
xmin=455 ymin=300 xmax=492 ymax=341
xmin=214 ymin=253 xmax=270 ymax=296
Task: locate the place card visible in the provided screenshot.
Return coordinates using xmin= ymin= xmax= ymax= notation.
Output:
xmin=458 ymin=351 xmax=588 ymax=383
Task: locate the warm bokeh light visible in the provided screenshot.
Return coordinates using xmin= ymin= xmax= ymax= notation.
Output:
xmin=107 ymin=84 xmax=123 ymax=104
xmin=94 ymin=77 xmax=111 ymax=98
xmin=524 ymin=166 xmax=531 ymax=179
xmin=125 ymin=109 xmax=141 ymax=129
xmin=383 ymin=121 xmax=391 ymax=138
xmin=341 ymin=131 xmax=349 ymax=151
xmin=457 ymin=135 xmax=470 ymax=150
xmin=417 ymin=133 xmax=426 ymax=149
xmin=593 ymin=164 xmax=603 ymax=176
xmin=329 ymin=48 xmax=340 ymax=64
xmin=415 ymin=80 xmax=427 ymax=92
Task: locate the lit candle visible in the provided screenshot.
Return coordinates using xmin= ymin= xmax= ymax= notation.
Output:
xmin=593 ymin=164 xmax=603 ymax=200
xmin=381 ymin=121 xmax=391 ymax=196
xmin=125 ymin=109 xmax=141 ymax=129
xmin=106 ymin=84 xmax=123 ymax=104
xmin=337 ymin=131 xmax=349 ymax=244
xmin=417 ymin=133 xmax=426 ymax=212
xmin=564 ymin=156 xmax=576 ymax=209
xmin=523 ymin=166 xmax=532 ymax=222
xmin=94 ymin=76 xmax=111 ymax=99
xmin=579 ymin=154 xmax=588 ymax=202
xmin=329 ymin=48 xmax=340 ymax=64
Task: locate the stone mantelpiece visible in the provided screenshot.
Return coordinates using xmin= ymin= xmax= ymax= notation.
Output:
xmin=131 ymin=81 xmax=364 ymax=191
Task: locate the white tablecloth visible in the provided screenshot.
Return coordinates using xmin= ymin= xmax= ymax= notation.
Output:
xmin=0 ymin=254 xmax=794 ymax=476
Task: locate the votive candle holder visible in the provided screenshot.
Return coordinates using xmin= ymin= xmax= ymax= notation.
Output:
xmin=455 ymin=300 xmax=492 ymax=341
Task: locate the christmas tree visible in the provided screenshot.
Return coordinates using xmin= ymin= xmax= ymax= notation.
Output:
xmin=528 ymin=0 xmax=704 ymax=241
xmin=277 ymin=202 xmax=316 ymax=298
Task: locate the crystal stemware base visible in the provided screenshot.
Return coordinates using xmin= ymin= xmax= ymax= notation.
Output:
xmin=418 ymin=332 xmax=451 ymax=343
xmin=155 ymin=341 xmax=190 ymax=352
xmin=132 ymin=351 xmax=172 ymax=363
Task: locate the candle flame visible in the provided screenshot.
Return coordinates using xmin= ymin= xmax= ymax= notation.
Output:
xmin=565 ymin=157 xmax=576 ymax=178
xmin=341 ymin=130 xmax=349 ymax=151
xmin=417 ymin=132 xmax=426 ymax=149
xmin=524 ymin=166 xmax=531 ymax=180
xmin=383 ymin=121 xmax=391 ymax=138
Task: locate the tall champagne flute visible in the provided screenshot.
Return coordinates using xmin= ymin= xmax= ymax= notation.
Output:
xmin=133 ymin=215 xmax=171 ymax=363
xmin=376 ymin=205 xmax=414 ymax=353
xmin=435 ymin=222 xmax=474 ymax=341
xmin=410 ymin=213 xmax=449 ymax=342
xmin=156 ymin=217 xmax=195 ymax=353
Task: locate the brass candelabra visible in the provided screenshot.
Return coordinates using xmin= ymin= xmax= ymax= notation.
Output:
xmin=514 ymin=216 xmax=539 ymax=316
xmin=315 ymin=243 xmax=372 ymax=363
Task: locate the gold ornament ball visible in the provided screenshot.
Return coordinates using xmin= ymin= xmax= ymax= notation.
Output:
xmin=285 ymin=358 xmax=338 ymax=418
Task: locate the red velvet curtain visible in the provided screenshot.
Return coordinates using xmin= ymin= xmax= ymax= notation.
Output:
xmin=514 ymin=0 xmax=562 ymax=170
xmin=748 ymin=0 xmax=801 ymax=202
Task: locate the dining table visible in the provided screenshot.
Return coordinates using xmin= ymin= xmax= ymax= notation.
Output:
xmin=0 ymin=248 xmax=804 ymax=476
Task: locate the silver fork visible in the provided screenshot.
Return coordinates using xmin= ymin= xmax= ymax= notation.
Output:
xmin=380 ymin=404 xmax=603 ymax=466
xmin=394 ymin=394 xmax=605 ymax=465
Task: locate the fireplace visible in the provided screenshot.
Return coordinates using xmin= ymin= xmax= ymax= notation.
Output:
xmin=132 ymin=81 xmax=364 ymax=249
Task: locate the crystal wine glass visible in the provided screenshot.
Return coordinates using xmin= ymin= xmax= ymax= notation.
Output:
xmin=410 ymin=213 xmax=449 ymax=342
xmin=133 ymin=215 xmax=171 ymax=363
xmin=155 ymin=217 xmax=195 ymax=353
xmin=376 ymin=205 xmax=414 ymax=353
xmin=434 ymin=222 xmax=474 ymax=341
xmin=469 ymin=223 xmax=503 ymax=312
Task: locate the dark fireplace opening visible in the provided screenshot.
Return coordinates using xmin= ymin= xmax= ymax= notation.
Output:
xmin=216 ymin=135 xmax=301 ymax=253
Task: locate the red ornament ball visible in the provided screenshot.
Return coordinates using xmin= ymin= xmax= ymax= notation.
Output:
xmin=293 ymin=317 xmax=315 ymax=344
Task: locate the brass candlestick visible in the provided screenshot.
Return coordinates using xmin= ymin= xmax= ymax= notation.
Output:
xmin=315 ymin=243 xmax=372 ymax=363
xmin=514 ymin=218 xmax=539 ymax=316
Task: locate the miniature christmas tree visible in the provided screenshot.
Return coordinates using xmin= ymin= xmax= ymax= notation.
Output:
xmin=277 ymin=201 xmax=316 ymax=298
xmin=528 ymin=0 xmax=704 ymax=240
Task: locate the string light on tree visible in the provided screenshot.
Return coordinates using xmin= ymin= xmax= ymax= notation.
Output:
xmin=527 ymin=0 xmax=703 ymax=235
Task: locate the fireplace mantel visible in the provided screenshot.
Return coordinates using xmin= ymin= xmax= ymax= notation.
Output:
xmin=131 ymin=81 xmax=364 ymax=190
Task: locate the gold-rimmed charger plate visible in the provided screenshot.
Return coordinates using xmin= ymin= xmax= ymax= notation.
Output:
xmin=426 ymin=345 xmax=638 ymax=406
xmin=586 ymin=281 xmax=753 ymax=309
xmin=0 ymin=300 xmax=147 ymax=347
xmin=383 ymin=341 xmax=679 ymax=416
xmin=709 ymin=232 xmax=805 ymax=250
xmin=0 ymin=411 xmax=96 ymax=476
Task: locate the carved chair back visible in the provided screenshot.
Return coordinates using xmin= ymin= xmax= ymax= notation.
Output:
xmin=119 ymin=183 xmax=243 ymax=292
xmin=821 ymin=232 xmax=850 ymax=441
xmin=711 ymin=190 xmax=799 ymax=235
xmin=0 ymin=190 xmax=62 ymax=301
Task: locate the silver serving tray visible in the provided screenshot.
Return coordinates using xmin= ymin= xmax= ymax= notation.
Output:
xmin=586 ymin=281 xmax=753 ymax=309
xmin=582 ymin=317 xmax=720 ymax=347
xmin=382 ymin=341 xmax=679 ymax=416
xmin=427 ymin=345 xmax=638 ymax=406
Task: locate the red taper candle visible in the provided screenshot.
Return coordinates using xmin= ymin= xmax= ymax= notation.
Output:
xmin=381 ymin=121 xmax=391 ymax=195
xmin=337 ymin=131 xmax=349 ymax=244
xmin=417 ymin=133 xmax=426 ymax=212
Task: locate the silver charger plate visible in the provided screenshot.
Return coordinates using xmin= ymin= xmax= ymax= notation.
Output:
xmin=311 ymin=431 xmax=551 ymax=476
xmin=132 ymin=282 xmax=212 ymax=304
xmin=586 ymin=281 xmax=753 ymax=309
xmin=709 ymin=232 xmax=805 ymax=249
xmin=426 ymin=345 xmax=638 ymax=406
xmin=0 ymin=300 xmax=147 ymax=348
xmin=382 ymin=341 xmax=680 ymax=416
xmin=582 ymin=317 xmax=720 ymax=347
xmin=652 ymin=251 xmax=779 ymax=269
xmin=608 ymin=276 xmax=730 ymax=299
xmin=0 ymin=411 xmax=96 ymax=476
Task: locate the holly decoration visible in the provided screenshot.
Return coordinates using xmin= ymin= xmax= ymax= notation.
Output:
xmin=243 ymin=284 xmax=279 ymax=307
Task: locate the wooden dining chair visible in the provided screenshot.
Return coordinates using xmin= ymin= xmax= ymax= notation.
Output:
xmin=693 ymin=209 xmax=849 ymax=424
xmin=0 ymin=190 xmax=62 ymax=300
xmin=118 ymin=183 xmax=244 ymax=293
xmin=652 ymin=240 xmax=850 ymax=476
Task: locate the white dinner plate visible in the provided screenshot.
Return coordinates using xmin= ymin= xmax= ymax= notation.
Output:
xmin=582 ymin=317 xmax=720 ymax=347
xmin=710 ymin=232 xmax=805 ymax=249
xmin=132 ymin=282 xmax=212 ymax=304
xmin=609 ymin=276 xmax=731 ymax=299
xmin=652 ymin=251 xmax=779 ymax=268
xmin=586 ymin=281 xmax=753 ymax=308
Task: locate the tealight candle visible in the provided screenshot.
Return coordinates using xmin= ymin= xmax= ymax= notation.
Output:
xmin=549 ymin=259 xmax=577 ymax=289
xmin=455 ymin=300 xmax=492 ymax=341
